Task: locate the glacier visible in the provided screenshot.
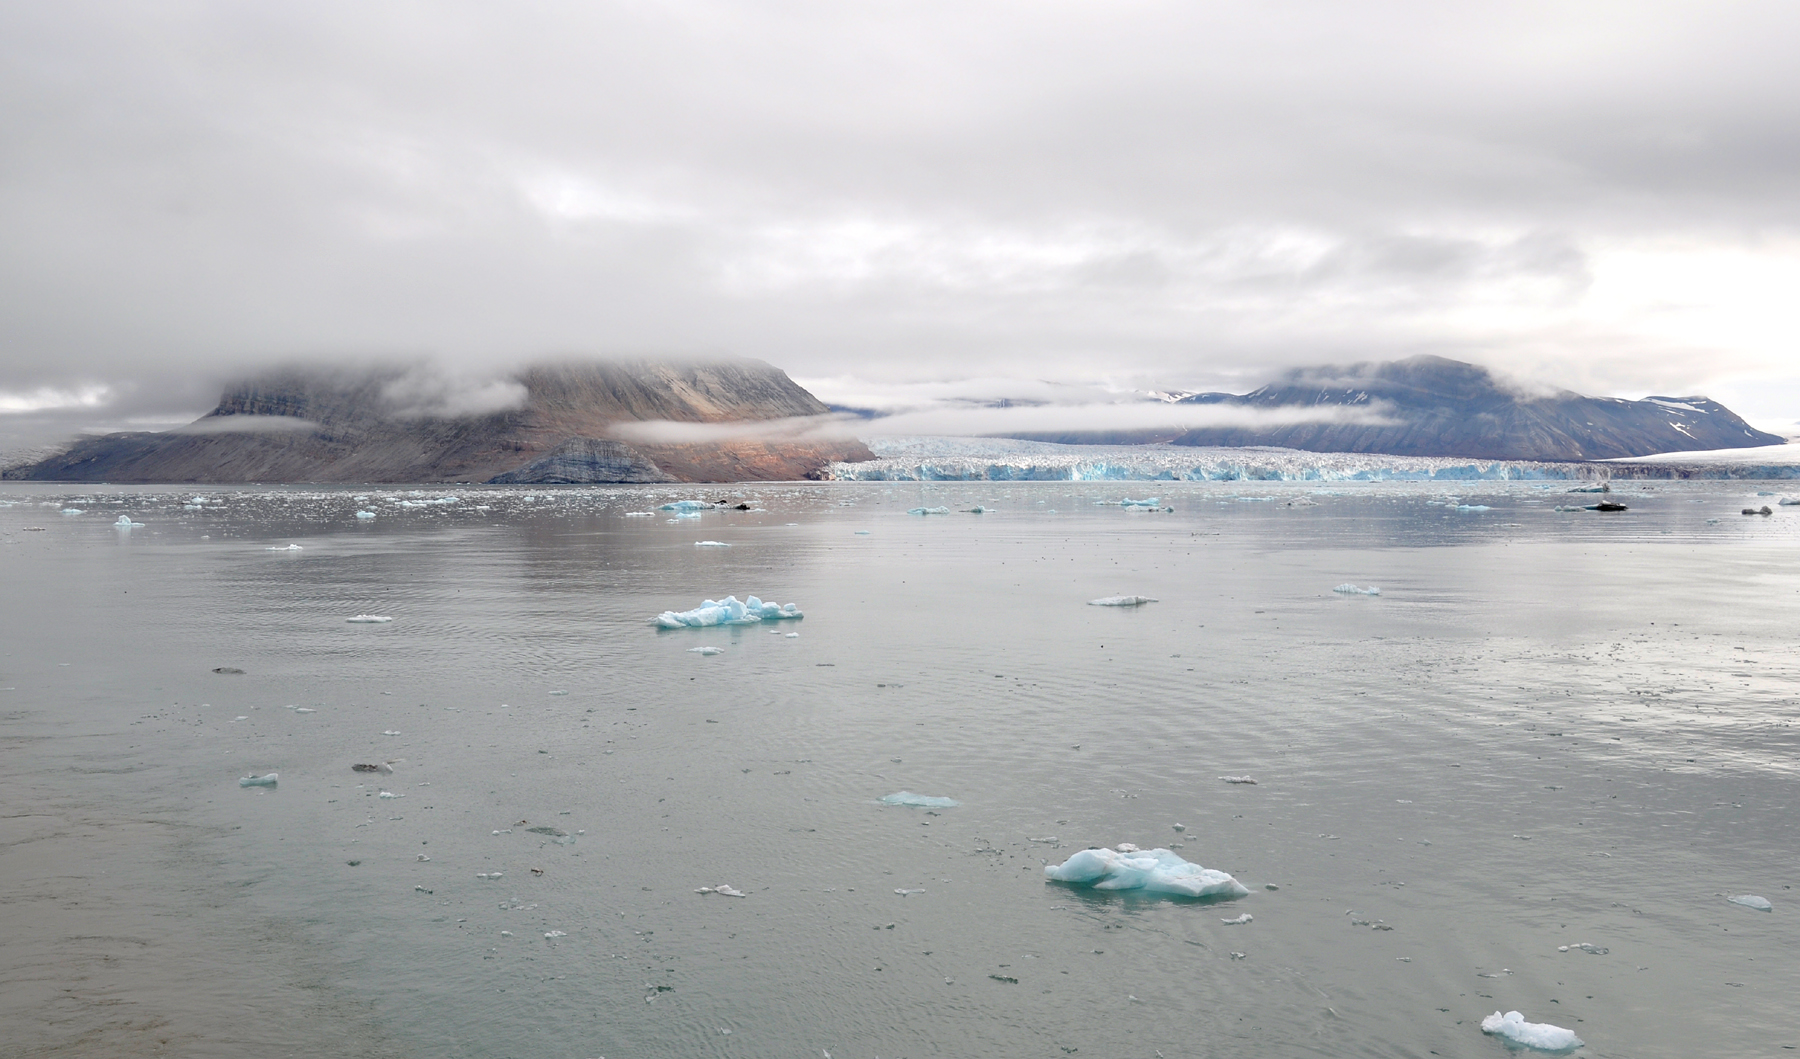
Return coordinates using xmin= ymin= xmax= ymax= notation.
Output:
xmin=1044 ymin=846 xmax=1249 ymax=900
xmin=656 ymin=595 xmax=804 ymax=628
xmin=830 ymin=435 xmax=1800 ymax=482
xmin=1480 ymin=1010 xmax=1583 ymax=1051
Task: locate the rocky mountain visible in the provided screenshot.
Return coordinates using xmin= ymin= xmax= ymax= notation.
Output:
xmin=1023 ymin=356 xmax=1782 ymax=460
xmin=5 ymin=359 xmax=871 ymax=484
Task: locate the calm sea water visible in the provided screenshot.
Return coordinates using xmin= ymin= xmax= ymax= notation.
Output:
xmin=3 ymin=480 xmax=1797 ymax=1059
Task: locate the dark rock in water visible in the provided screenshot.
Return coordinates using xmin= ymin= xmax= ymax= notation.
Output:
xmin=488 ymin=437 xmax=672 ymax=484
xmin=5 ymin=358 xmax=873 ymax=484
xmin=211 ymin=666 xmax=245 ymax=675
xmin=1743 ymin=506 xmax=1774 ymax=515
xmin=1013 ymin=356 xmax=1784 ymax=461
xmin=1589 ymin=502 xmax=1629 ymax=512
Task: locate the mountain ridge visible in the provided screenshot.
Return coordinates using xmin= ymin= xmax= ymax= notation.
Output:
xmin=5 ymin=358 xmax=870 ymax=484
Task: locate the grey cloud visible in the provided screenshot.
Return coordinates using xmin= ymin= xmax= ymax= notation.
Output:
xmin=3 ymin=0 xmax=1798 ymax=445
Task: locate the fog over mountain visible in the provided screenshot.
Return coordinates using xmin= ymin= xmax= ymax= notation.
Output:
xmin=4 ymin=2 xmax=1800 ymax=454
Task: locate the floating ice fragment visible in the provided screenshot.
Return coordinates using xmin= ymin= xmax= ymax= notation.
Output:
xmin=1454 ymin=504 xmax=1491 ymax=512
xmin=378 ymin=790 xmax=400 ymax=799
xmin=785 ymin=632 xmax=799 ymax=638
xmin=60 ymin=508 xmax=83 ymax=515
xmin=689 ymin=646 xmax=724 ymax=655
xmin=1221 ymin=913 xmax=1253 ymax=924
xmin=114 ymin=515 xmax=144 ymax=528
xmin=238 ymin=772 xmax=279 ymax=788
xmin=895 ymin=888 xmax=926 ymax=896
xmin=694 ymin=541 xmax=731 ymax=547
xmin=625 ymin=511 xmax=654 ymax=517
xmin=382 ymin=730 xmax=401 ymax=736
xmin=267 ymin=544 xmax=303 ymax=551
xmin=477 ymin=872 xmax=503 ymax=879
xmin=1044 ymin=847 xmax=1250 ymax=900
xmin=907 ymin=506 xmax=950 ymax=515
xmin=695 ymin=884 xmax=746 ymax=897
xmin=655 ymin=595 xmax=803 ymax=628
xmin=659 ymin=500 xmax=712 ymax=512
xmin=355 ymin=510 xmax=376 ymax=519
xmin=1559 ymin=943 xmax=1608 ymax=954
xmin=346 ymin=614 xmax=392 ymax=623
xmin=1728 ymin=894 xmax=1773 ymax=911
xmin=544 ymin=930 xmax=568 ymax=938
xmin=1171 ymin=823 xmax=1186 ymax=832
xmin=1088 ymin=595 xmax=1157 ymax=606
xmin=880 ymin=792 xmax=959 ymax=808
xmin=1332 ymin=584 xmax=1381 ymax=595
xmin=1219 ymin=775 xmax=1257 ymax=784
xmin=1480 ymin=1010 xmax=1583 ymax=1051
xmin=351 ymin=761 xmax=397 ymax=774
xmin=1118 ymin=498 xmax=1161 ymax=507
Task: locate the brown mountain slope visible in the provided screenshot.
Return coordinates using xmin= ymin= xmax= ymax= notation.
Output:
xmin=6 ymin=359 xmax=870 ymax=484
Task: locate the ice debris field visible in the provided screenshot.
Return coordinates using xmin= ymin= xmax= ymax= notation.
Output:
xmin=655 ymin=595 xmax=804 ymax=628
xmin=1044 ymin=846 xmax=1250 ymax=900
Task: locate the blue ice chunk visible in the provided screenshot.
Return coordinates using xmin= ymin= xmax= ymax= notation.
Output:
xmin=656 ymin=595 xmax=803 ymax=628
xmin=1729 ymin=894 xmax=1772 ymax=911
xmin=1045 ymin=846 xmax=1249 ymax=899
xmin=1480 ymin=1010 xmax=1583 ymax=1051
xmin=355 ymin=510 xmax=377 ymax=519
xmin=239 ymin=772 xmax=279 ymax=788
xmin=1119 ymin=497 xmax=1161 ymax=506
xmin=1454 ymin=504 xmax=1491 ymax=512
xmin=660 ymin=500 xmax=712 ymax=512
xmin=880 ymin=792 xmax=959 ymax=808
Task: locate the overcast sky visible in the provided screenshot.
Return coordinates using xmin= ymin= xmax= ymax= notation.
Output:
xmin=4 ymin=0 xmax=1800 ymax=446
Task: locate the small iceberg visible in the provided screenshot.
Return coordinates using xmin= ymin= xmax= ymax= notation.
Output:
xmin=694 ymin=540 xmax=731 ymax=547
xmin=1780 ymin=498 xmax=1800 ymax=506
xmin=355 ymin=510 xmax=377 ymax=519
xmin=695 ymin=884 xmax=747 ymax=897
xmin=238 ymin=772 xmax=279 ymax=788
xmin=1728 ymin=894 xmax=1773 ymax=912
xmin=1332 ymin=584 xmax=1381 ymax=596
xmin=660 ymin=500 xmax=713 ymax=512
xmin=1044 ymin=846 xmax=1249 ymax=900
xmin=880 ymin=791 xmax=959 ymax=808
xmin=114 ymin=515 xmax=144 ymax=528
xmin=1119 ymin=498 xmax=1161 ymax=507
xmin=60 ymin=508 xmax=83 ymax=515
xmin=268 ymin=544 xmax=303 ymax=551
xmin=346 ymin=615 xmax=393 ymax=623
xmin=1454 ymin=504 xmax=1491 ymax=512
xmin=689 ymin=646 xmax=723 ymax=655
xmin=1480 ymin=1010 xmax=1583 ymax=1052
xmin=655 ymin=595 xmax=803 ymax=628
xmin=907 ymin=506 xmax=950 ymax=515
xmin=1088 ymin=595 xmax=1158 ymax=606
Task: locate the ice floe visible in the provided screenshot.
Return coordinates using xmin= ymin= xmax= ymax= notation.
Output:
xmin=355 ymin=510 xmax=377 ymax=519
xmin=346 ymin=614 xmax=393 ymax=623
xmin=1219 ymin=775 xmax=1257 ymax=784
xmin=696 ymin=884 xmax=746 ymax=897
xmin=660 ymin=500 xmax=713 ymax=512
xmin=907 ymin=506 xmax=951 ymax=515
xmin=655 ymin=595 xmax=803 ymax=628
xmin=1728 ymin=894 xmax=1773 ymax=911
xmin=114 ymin=516 xmax=144 ymax=528
xmin=880 ymin=792 xmax=959 ymax=808
xmin=1480 ymin=1010 xmax=1583 ymax=1051
xmin=267 ymin=544 xmax=303 ymax=551
xmin=689 ymin=646 xmax=724 ymax=655
xmin=1088 ymin=595 xmax=1158 ymax=606
xmin=694 ymin=540 xmax=731 ymax=547
xmin=1332 ymin=583 xmax=1381 ymax=595
xmin=238 ymin=772 xmax=279 ymax=788
xmin=1044 ymin=846 xmax=1249 ymax=900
